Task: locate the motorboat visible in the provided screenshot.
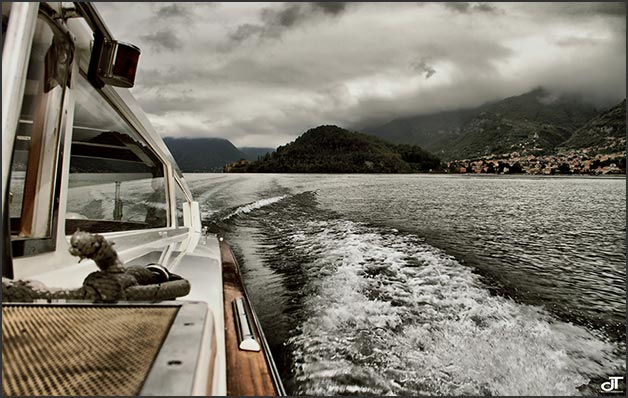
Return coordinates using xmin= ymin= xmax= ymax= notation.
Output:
xmin=1 ymin=2 xmax=284 ymax=395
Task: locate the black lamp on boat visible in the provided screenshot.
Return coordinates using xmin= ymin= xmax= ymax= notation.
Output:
xmin=88 ymin=32 xmax=140 ymax=89
xmin=74 ymin=2 xmax=140 ymax=88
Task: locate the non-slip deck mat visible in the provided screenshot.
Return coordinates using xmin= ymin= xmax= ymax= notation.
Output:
xmin=2 ymin=305 xmax=178 ymax=396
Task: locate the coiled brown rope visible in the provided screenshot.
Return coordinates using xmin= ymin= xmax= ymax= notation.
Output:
xmin=2 ymin=230 xmax=190 ymax=303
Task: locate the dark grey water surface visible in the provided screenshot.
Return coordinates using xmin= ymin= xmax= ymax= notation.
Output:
xmin=186 ymin=173 xmax=626 ymax=396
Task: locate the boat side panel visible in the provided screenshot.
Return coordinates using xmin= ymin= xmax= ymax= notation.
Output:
xmin=171 ymin=234 xmax=227 ymax=396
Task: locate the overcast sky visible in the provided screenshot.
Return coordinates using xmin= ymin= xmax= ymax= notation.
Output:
xmin=97 ymin=2 xmax=626 ymax=148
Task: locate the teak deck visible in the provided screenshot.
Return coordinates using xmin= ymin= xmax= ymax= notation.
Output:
xmin=220 ymin=240 xmax=278 ymax=396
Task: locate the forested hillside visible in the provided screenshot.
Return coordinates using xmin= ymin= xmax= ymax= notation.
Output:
xmin=227 ymin=125 xmax=441 ymax=173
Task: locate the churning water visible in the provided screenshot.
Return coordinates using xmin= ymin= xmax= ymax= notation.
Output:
xmin=187 ymin=173 xmax=626 ymax=396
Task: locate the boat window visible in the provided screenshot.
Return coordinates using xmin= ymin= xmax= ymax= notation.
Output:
xmin=65 ymin=75 xmax=169 ymax=234
xmin=175 ymin=181 xmax=187 ymax=227
xmin=8 ymin=14 xmax=69 ymax=246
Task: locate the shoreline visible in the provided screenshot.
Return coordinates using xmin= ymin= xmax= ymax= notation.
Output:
xmin=187 ymin=171 xmax=627 ymax=178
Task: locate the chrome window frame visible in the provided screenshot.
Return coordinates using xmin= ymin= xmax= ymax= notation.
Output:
xmin=5 ymin=4 xmax=75 ymax=262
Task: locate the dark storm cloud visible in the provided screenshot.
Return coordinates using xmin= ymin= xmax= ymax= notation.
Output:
xmin=598 ymin=2 xmax=627 ymax=16
xmin=263 ymin=2 xmax=347 ymax=28
xmin=313 ymin=2 xmax=347 ymax=15
xmin=230 ymin=2 xmax=351 ymax=42
xmin=140 ymin=29 xmax=183 ymax=52
xmin=444 ymin=2 xmax=470 ymax=13
xmin=474 ymin=3 xmax=497 ymax=13
xmin=520 ymin=2 xmax=625 ymax=26
xmin=230 ymin=24 xmax=265 ymax=42
xmin=560 ymin=2 xmax=626 ymax=17
xmin=444 ymin=2 xmax=497 ymax=14
xmin=262 ymin=3 xmax=302 ymax=29
xmin=156 ymin=3 xmax=189 ymax=19
xmin=411 ymin=59 xmax=436 ymax=79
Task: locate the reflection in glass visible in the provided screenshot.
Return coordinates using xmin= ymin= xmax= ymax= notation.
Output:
xmin=66 ymin=75 xmax=168 ymax=233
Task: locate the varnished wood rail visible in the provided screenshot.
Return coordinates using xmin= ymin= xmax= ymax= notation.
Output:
xmin=220 ymin=240 xmax=279 ymax=396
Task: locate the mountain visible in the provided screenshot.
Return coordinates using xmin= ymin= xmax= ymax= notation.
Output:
xmin=164 ymin=137 xmax=247 ymax=172
xmin=227 ymin=125 xmax=441 ymax=173
xmin=361 ymin=88 xmax=601 ymax=160
xmin=446 ymin=88 xmax=601 ymax=160
xmin=239 ymin=147 xmax=275 ymax=161
xmin=361 ymin=108 xmax=476 ymax=152
xmin=559 ymin=99 xmax=626 ymax=154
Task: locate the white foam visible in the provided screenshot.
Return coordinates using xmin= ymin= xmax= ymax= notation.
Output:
xmin=221 ymin=195 xmax=287 ymax=221
xmin=284 ymin=218 xmax=623 ymax=396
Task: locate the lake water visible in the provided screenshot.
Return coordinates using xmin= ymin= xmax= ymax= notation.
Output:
xmin=185 ymin=173 xmax=626 ymax=396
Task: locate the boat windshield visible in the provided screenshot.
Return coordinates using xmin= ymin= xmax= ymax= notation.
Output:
xmin=65 ymin=74 xmax=169 ymax=234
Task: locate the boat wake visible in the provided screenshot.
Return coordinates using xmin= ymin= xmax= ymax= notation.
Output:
xmin=202 ymin=194 xmax=291 ymax=234
xmin=281 ymin=219 xmax=622 ymax=395
xmin=221 ymin=195 xmax=288 ymax=221
xmin=215 ymin=191 xmax=624 ymax=396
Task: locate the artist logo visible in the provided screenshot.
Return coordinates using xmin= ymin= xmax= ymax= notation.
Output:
xmin=600 ymin=376 xmax=624 ymax=393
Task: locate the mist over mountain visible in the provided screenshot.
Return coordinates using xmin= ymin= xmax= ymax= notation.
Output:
xmin=360 ymin=88 xmax=612 ymax=160
xmin=560 ymin=99 xmax=626 ymax=154
xmin=360 ymin=108 xmax=477 ymax=153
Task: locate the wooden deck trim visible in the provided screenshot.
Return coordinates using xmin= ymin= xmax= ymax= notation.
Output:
xmin=220 ymin=240 xmax=278 ymax=396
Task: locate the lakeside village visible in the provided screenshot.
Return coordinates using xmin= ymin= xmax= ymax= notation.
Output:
xmin=447 ymin=149 xmax=626 ymax=175
xmin=226 ymin=150 xmax=626 ymax=175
